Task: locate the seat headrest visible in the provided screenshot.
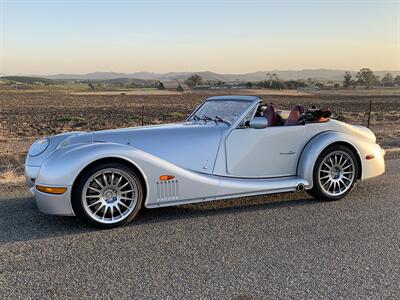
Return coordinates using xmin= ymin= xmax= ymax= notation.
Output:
xmin=264 ymin=104 xmax=278 ymax=126
xmin=284 ymin=105 xmax=304 ymax=126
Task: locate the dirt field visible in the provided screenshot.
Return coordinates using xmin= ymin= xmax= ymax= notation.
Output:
xmin=0 ymin=88 xmax=399 ymax=181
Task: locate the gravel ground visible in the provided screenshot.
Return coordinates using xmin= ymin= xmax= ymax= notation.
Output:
xmin=0 ymin=160 xmax=399 ymax=299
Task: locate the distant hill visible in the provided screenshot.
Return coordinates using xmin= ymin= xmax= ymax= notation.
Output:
xmin=7 ymin=69 xmax=400 ymax=82
xmin=43 ymin=69 xmax=400 ymax=82
xmin=1 ymin=76 xmax=59 ymax=85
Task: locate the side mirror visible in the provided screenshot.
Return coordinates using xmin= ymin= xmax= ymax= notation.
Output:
xmin=249 ymin=117 xmax=269 ymax=129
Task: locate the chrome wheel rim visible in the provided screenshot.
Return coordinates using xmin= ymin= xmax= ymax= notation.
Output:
xmin=318 ymin=151 xmax=355 ymax=196
xmin=82 ymin=168 xmax=138 ymax=224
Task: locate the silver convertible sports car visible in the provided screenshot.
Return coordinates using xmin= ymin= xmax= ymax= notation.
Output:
xmin=25 ymin=95 xmax=385 ymax=228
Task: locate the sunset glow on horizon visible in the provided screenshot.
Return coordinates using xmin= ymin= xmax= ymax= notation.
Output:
xmin=1 ymin=0 xmax=399 ymax=75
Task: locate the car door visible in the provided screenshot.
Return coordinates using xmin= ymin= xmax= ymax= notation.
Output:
xmin=225 ymin=125 xmax=307 ymax=177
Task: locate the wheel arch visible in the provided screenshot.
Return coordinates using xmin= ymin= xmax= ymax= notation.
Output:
xmin=71 ymin=157 xmax=148 ymax=206
xmin=297 ymin=131 xmax=362 ymax=188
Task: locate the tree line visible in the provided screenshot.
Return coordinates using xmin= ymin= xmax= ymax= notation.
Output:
xmin=184 ymin=73 xmax=309 ymax=90
xmin=343 ymin=68 xmax=400 ymax=88
xmin=184 ymin=68 xmax=400 ymax=90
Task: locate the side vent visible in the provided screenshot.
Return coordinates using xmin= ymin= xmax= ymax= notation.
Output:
xmin=156 ymin=180 xmax=179 ymax=203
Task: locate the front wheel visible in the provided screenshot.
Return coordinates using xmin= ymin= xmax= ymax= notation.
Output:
xmin=307 ymin=145 xmax=359 ymax=201
xmin=72 ymin=162 xmax=143 ymax=228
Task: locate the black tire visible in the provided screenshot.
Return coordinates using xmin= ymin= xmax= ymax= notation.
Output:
xmin=307 ymin=144 xmax=359 ymax=201
xmin=72 ymin=162 xmax=143 ymax=229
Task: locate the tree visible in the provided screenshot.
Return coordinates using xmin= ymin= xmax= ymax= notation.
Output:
xmin=184 ymin=75 xmax=203 ymax=87
xmin=356 ymin=68 xmax=377 ymax=88
xmin=127 ymin=82 xmax=136 ymax=88
xmin=334 ymin=83 xmax=340 ymax=89
xmin=88 ymin=82 xmax=95 ymax=90
xmin=394 ymin=75 xmax=400 ymax=85
xmin=266 ymin=73 xmax=279 ymax=81
xmin=343 ymin=71 xmax=353 ymax=88
xmin=265 ymin=73 xmax=286 ymax=89
xmin=382 ymin=73 xmax=394 ymax=86
xmin=284 ymin=80 xmax=306 ymax=89
xmin=246 ymin=81 xmax=253 ymax=88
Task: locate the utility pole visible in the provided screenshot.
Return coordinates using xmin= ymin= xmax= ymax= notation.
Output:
xmin=367 ymin=100 xmax=372 ymax=128
xmin=141 ymin=106 xmax=144 ymax=126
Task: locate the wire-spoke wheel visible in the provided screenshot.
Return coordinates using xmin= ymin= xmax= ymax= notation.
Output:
xmin=72 ymin=162 xmax=143 ymax=228
xmin=318 ymin=151 xmax=355 ymax=196
xmin=308 ymin=145 xmax=359 ymax=201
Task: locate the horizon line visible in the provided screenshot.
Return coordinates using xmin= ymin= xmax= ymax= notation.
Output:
xmin=3 ymin=68 xmax=400 ymax=77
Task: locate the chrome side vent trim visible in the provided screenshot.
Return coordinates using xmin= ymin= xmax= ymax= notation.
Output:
xmin=156 ymin=180 xmax=179 ymax=203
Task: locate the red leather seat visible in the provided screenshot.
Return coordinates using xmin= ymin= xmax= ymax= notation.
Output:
xmin=264 ymin=104 xmax=278 ymax=126
xmin=284 ymin=105 xmax=304 ymax=126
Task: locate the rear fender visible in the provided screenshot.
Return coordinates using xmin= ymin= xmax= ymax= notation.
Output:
xmin=297 ymin=131 xmax=362 ymax=189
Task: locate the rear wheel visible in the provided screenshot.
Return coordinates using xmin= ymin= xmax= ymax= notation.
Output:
xmin=72 ymin=162 xmax=143 ymax=228
xmin=307 ymin=145 xmax=358 ymax=201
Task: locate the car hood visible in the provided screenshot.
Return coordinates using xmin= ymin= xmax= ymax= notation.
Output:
xmin=92 ymin=122 xmax=225 ymax=173
xmin=27 ymin=122 xmax=225 ymax=174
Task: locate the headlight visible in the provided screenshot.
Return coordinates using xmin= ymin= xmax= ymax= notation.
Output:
xmin=29 ymin=138 xmax=50 ymax=157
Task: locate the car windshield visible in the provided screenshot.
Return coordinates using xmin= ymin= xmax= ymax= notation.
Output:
xmin=189 ymin=100 xmax=253 ymax=124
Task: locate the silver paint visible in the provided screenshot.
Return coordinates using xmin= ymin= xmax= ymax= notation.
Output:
xmin=25 ymin=95 xmax=385 ymax=217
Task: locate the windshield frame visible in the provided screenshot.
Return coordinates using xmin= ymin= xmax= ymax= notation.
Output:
xmin=187 ymin=98 xmax=259 ymax=128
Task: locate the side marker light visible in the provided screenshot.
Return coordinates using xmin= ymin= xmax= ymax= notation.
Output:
xmin=159 ymin=175 xmax=175 ymax=181
xmin=36 ymin=185 xmax=67 ymax=195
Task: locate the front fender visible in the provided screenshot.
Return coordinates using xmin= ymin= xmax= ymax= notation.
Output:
xmin=36 ymin=143 xmax=148 ymax=186
xmin=36 ymin=142 xmax=220 ymax=207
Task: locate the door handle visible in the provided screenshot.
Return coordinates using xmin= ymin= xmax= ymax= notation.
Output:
xmin=280 ymin=151 xmax=295 ymax=155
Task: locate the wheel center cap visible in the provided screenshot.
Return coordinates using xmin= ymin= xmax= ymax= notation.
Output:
xmin=105 ymin=190 xmax=114 ymax=198
xmin=104 ymin=189 xmax=118 ymax=204
xmin=331 ymin=167 xmax=341 ymax=179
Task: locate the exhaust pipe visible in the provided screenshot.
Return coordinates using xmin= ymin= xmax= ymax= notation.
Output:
xmin=296 ymin=184 xmax=305 ymax=191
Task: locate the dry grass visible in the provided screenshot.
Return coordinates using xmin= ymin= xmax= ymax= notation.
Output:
xmin=0 ymin=148 xmax=27 ymax=182
xmin=0 ymin=87 xmax=399 ymax=184
xmin=1 ymin=88 xmax=399 ymax=145
xmin=71 ymin=90 xmax=183 ymax=96
xmin=0 ymin=169 xmax=24 ymax=184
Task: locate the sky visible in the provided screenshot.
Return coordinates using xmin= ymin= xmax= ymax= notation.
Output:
xmin=1 ymin=0 xmax=399 ymax=75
